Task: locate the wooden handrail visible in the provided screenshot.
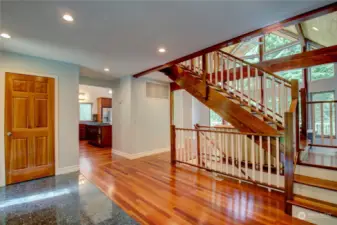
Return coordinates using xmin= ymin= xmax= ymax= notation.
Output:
xmin=289 ymin=99 xmax=298 ymax=113
xmin=175 ymin=127 xmax=283 ymax=137
xmin=218 ymin=50 xmax=291 ymax=85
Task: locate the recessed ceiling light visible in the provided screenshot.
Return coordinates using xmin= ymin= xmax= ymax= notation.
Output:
xmin=158 ymin=47 xmax=166 ymax=53
xmin=108 ymin=90 xmax=112 ymax=94
xmin=104 ymin=68 xmax=110 ymax=72
xmin=312 ymin=26 xmax=319 ymax=31
xmin=0 ymin=33 xmax=11 ymax=39
xmin=63 ymin=14 xmax=74 ymax=22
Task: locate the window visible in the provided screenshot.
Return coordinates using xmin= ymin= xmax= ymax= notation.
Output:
xmin=210 ymin=110 xmax=223 ymax=126
xmin=311 ymin=91 xmax=335 ymax=136
xmin=264 ymin=44 xmax=301 ymax=61
xmin=264 ymin=33 xmax=295 ymax=52
xmin=276 ymin=69 xmax=303 ymax=84
xmin=310 ymin=63 xmax=335 ymax=81
xmin=80 ymin=103 xmax=93 ymax=121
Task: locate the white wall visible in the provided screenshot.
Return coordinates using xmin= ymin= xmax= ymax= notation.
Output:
xmin=111 ymin=75 xmax=133 ymax=153
xmin=131 ymin=78 xmax=170 ymax=154
xmin=0 ymin=51 xmax=80 ymax=186
xmin=79 ymin=84 xmax=112 ymax=114
xmin=174 ymin=90 xmax=210 ymax=128
xmin=111 ymin=75 xmax=170 ymax=155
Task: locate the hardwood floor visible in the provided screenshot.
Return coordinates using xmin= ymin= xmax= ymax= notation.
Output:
xmin=79 ymin=141 xmax=310 ymax=225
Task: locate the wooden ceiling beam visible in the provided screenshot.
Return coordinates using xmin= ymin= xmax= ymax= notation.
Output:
xmin=255 ymin=45 xmax=337 ymax=73
xmin=133 ymin=2 xmax=337 ymax=78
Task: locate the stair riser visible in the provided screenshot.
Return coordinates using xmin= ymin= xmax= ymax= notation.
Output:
xmin=296 ymin=165 xmax=337 ymax=181
xmin=294 ymin=183 xmax=337 ymax=205
xmin=292 ymin=206 xmax=337 ymax=225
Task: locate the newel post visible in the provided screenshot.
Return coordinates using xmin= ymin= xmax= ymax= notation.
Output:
xmin=291 ymin=79 xmax=299 ymax=151
xmin=300 ymin=88 xmax=307 ymax=138
xmin=170 ymin=125 xmax=176 ymax=165
xmin=284 ymin=111 xmax=295 ymax=215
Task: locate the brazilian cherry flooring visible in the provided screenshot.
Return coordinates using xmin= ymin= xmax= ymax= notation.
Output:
xmin=79 ymin=141 xmax=311 ymax=225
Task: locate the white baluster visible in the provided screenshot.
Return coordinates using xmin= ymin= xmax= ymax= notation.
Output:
xmin=247 ymin=65 xmax=251 ymax=106
xmin=221 ymin=54 xmax=224 ymax=89
xmin=238 ymin=134 xmax=241 ymax=178
xmin=259 ymin=136 xmax=263 ymax=183
xmin=280 ymin=81 xmax=285 ymax=126
xmin=267 ymin=136 xmax=271 ymax=186
xmin=263 ymin=73 xmax=267 ymax=115
xmin=233 ymin=59 xmax=237 ymax=96
xmin=321 ymin=103 xmax=324 ymax=144
xmin=312 ymin=104 xmax=316 ymax=144
xmin=276 ymin=137 xmax=280 ymax=188
xmin=244 ymin=135 xmax=248 ymax=179
xmin=226 ymin=57 xmax=230 ymax=91
xmin=215 ymin=53 xmax=218 ymax=86
xmin=255 ymin=68 xmax=259 ymax=109
xmin=272 ymin=76 xmax=276 ymax=121
xmin=181 ymin=130 xmax=184 ymax=162
xmin=330 ymin=102 xmax=333 ymax=145
xmin=225 ymin=133 xmax=229 ymax=174
xmin=231 ymin=134 xmax=235 ymax=176
xmin=240 ymin=62 xmax=244 ymax=101
xmin=251 ymin=135 xmax=255 ymax=181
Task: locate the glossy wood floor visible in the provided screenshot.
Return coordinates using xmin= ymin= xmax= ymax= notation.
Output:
xmin=79 ymin=141 xmax=310 ymax=225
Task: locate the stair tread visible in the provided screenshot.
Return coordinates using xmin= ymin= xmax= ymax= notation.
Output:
xmin=294 ymin=174 xmax=337 ymax=191
xmin=288 ymin=194 xmax=337 ymax=217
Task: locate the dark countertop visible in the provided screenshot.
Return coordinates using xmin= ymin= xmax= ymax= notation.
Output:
xmin=80 ymin=121 xmax=112 ymax=127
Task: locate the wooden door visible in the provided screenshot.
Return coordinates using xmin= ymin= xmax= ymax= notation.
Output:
xmin=5 ymin=73 xmax=55 ymax=184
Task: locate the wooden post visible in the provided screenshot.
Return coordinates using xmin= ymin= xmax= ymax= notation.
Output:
xmin=300 ymin=88 xmax=307 ymax=138
xmin=284 ymin=111 xmax=295 ymax=215
xmin=171 ymin=125 xmax=176 ymax=165
xmin=291 ymin=79 xmax=299 ymax=151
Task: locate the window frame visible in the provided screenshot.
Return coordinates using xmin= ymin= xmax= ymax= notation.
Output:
xmin=79 ymin=102 xmax=93 ymax=122
xmin=309 ymin=63 xmax=336 ymax=82
xmin=309 ymin=91 xmax=336 ymax=138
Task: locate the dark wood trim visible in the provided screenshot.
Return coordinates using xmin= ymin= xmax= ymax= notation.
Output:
xmin=309 ymin=144 xmax=337 ymax=149
xmin=294 ymin=174 xmax=337 ymax=192
xmin=300 ymin=88 xmax=307 ymax=138
xmin=288 ymin=195 xmax=337 ymax=218
xmin=284 ymin=111 xmax=295 ymax=215
xmin=170 ymin=82 xmax=181 ymax=92
xmin=307 ymin=100 xmax=337 ymax=104
xmin=255 ymin=44 xmax=337 ymax=73
xmin=133 ymin=2 xmax=337 ymax=78
xmin=170 ymin=125 xmax=176 ymax=165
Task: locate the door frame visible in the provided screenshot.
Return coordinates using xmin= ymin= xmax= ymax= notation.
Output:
xmin=0 ymin=69 xmax=59 ymax=187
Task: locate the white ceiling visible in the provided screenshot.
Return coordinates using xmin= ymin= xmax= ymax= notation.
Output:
xmin=0 ymin=0 xmax=334 ymax=81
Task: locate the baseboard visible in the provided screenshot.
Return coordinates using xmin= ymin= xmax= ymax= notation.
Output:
xmin=56 ymin=165 xmax=79 ymax=175
xmin=112 ymin=148 xmax=169 ymax=160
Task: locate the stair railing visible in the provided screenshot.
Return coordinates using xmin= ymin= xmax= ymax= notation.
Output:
xmin=171 ymin=125 xmax=284 ymax=190
xmin=179 ymin=50 xmax=293 ymax=127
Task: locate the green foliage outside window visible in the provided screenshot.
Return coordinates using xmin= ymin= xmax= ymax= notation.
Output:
xmin=310 ymin=64 xmax=335 ymax=81
xmin=264 ymin=44 xmax=301 ymax=61
xmin=264 ymin=33 xmax=294 ymax=52
xmin=210 ymin=110 xmax=222 ymax=126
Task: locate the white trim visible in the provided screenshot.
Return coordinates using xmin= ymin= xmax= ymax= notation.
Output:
xmin=112 ymin=148 xmax=170 ymax=160
xmin=0 ymin=68 xmax=59 ymax=187
xmin=56 ymin=165 xmax=79 ymax=175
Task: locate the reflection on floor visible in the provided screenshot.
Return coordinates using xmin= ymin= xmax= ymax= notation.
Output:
xmin=300 ymin=146 xmax=337 ymax=168
xmin=0 ymin=172 xmax=138 ymax=225
xmin=79 ymin=140 xmax=309 ymax=225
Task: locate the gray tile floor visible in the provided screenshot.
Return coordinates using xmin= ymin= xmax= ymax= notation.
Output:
xmin=0 ymin=172 xmax=138 ymax=225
